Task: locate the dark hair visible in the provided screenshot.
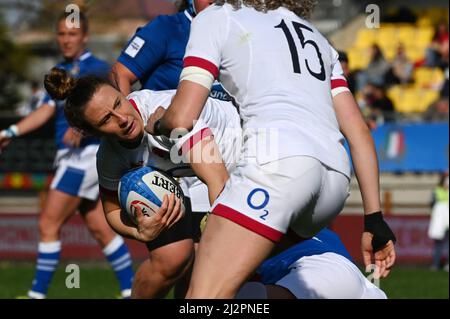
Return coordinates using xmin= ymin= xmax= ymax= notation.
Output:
xmin=338 ymin=51 xmax=348 ymax=64
xmin=44 ymin=68 xmax=111 ymax=135
xmin=214 ymin=0 xmax=317 ymax=19
xmin=57 ymin=10 xmax=89 ymax=34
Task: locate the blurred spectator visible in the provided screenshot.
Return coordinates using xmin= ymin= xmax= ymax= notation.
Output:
xmin=385 ymin=44 xmax=414 ymax=86
xmin=424 ymin=21 xmax=449 ymax=69
xmin=356 ymin=44 xmax=390 ymax=91
xmin=338 ymin=51 xmax=356 ymax=94
xmin=16 ymin=80 xmax=45 ymax=116
xmin=361 ymin=83 xmax=396 ymax=128
xmin=428 ymin=172 xmax=449 ymax=271
xmin=424 ymin=98 xmax=449 ymax=122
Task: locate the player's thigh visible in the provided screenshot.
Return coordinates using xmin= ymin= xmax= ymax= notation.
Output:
xmin=147 ymin=239 xmax=194 ymax=279
xmin=276 ymin=253 xmax=366 ymax=299
xmin=188 ymin=214 xmax=275 ymax=298
xmin=79 ymin=199 xmax=116 ymax=245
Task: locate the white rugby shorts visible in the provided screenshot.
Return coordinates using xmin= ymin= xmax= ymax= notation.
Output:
xmin=50 ymin=144 xmax=100 ymax=201
xmin=211 ymin=156 xmax=350 ymax=241
xmin=276 ymin=252 xmax=387 ymax=299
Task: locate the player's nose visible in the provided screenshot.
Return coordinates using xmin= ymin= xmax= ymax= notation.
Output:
xmin=116 ymin=112 xmax=128 ymax=127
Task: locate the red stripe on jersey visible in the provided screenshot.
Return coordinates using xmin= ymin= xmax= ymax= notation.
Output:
xmin=99 ymin=185 xmax=117 ymax=198
xmin=179 ymin=127 xmax=213 ymax=156
xmin=184 ymin=56 xmax=219 ymax=79
xmin=212 ymin=204 xmax=284 ymax=242
xmin=128 ymin=99 xmax=142 ymax=120
xmin=331 ymin=79 xmax=348 ymax=89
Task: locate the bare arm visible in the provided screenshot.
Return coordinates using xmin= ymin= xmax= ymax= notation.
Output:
xmin=0 ymin=104 xmax=55 ymax=151
xmin=333 ymin=91 xmax=381 ymax=215
xmin=155 ymin=81 xmax=210 ymax=136
xmin=333 ymin=91 xmax=396 ymax=278
xmin=110 ymin=62 xmax=139 ymax=96
xmin=185 ymin=136 xmax=229 ymax=205
xmin=16 ymin=104 xmax=56 ymax=136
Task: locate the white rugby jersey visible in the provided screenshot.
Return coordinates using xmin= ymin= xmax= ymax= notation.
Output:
xmin=97 ymin=89 xmax=241 ymax=193
xmin=184 ymin=4 xmax=350 ymax=177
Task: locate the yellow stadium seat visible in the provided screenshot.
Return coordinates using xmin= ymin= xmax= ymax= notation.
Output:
xmin=414 ymin=67 xmax=445 ymax=88
xmin=419 ymin=89 xmax=440 ymax=112
xmin=417 ymin=17 xmax=433 ymax=27
xmin=406 ymin=47 xmax=425 ymax=62
xmin=416 ymin=27 xmax=434 ymax=45
xmin=348 ymin=48 xmax=370 ymax=71
xmin=397 ymin=26 xmax=416 ymax=47
xmin=354 ymin=29 xmax=377 ymax=49
xmin=387 ymin=86 xmax=404 ymax=110
xmin=396 ymin=88 xmax=441 ymax=113
xmin=376 ymin=27 xmax=398 ymax=49
xmin=382 ymin=46 xmax=397 ymax=60
xmin=397 ymin=88 xmax=418 ymax=113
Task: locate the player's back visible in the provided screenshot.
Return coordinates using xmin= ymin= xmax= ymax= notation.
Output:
xmin=218 ymin=6 xmax=335 ymax=115
xmin=188 ymin=4 xmax=350 ymax=176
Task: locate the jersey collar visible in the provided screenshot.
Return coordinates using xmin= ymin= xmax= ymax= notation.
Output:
xmin=79 ymin=51 xmax=92 ymax=61
xmin=184 ymin=10 xmax=193 ymax=22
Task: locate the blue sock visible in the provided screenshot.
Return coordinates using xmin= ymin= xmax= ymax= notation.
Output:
xmin=103 ymin=236 xmax=134 ymax=298
xmin=28 ymin=241 xmax=61 ymax=299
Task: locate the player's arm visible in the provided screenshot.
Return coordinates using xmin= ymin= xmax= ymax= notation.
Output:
xmin=100 ymin=188 xmax=182 ymax=243
xmin=110 ymin=62 xmax=139 ymax=96
xmin=0 ymin=103 xmax=55 ymax=150
xmin=184 ymin=135 xmax=229 ymax=205
xmin=152 ymin=80 xmax=211 ymax=136
xmin=333 ymin=91 xmax=396 ymax=278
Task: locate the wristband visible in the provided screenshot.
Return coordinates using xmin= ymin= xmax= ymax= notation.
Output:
xmin=364 ymin=211 xmax=397 ymax=252
xmin=153 ymin=119 xmax=162 ymax=136
xmin=0 ymin=125 xmax=19 ymax=138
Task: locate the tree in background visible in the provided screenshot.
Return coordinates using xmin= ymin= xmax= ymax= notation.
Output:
xmin=0 ymin=15 xmax=30 ymax=114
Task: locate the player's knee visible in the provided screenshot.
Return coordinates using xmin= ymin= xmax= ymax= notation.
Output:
xmin=131 ymin=267 xmax=154 ymax=299
xmin=87 ymin=222 xmax=115 ymax=247
xmin=38 ymin=215 xmax=61 ymax=240
xmin=150 ymin=243 xmax=194 ymax=281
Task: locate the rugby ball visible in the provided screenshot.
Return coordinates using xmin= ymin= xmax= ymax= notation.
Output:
xmin=118 ymin=166 xmax=185 ymax=225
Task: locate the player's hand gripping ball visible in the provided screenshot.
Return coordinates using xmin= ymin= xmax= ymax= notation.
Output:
xmin=118 ymin=166 xmax=185 ymax=225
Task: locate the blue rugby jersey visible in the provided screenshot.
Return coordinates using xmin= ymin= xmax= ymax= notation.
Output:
xmin=117 ymin=10 xmax=230 ymax=101
xmin=258 ymin=228 xmax=354 ymax=284
xmin=42 ymin=51 xmax=110 ymax=150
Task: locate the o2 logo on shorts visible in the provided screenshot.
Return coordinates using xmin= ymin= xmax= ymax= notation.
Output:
xmin=247 ymin=188 xmax=270 ymax=220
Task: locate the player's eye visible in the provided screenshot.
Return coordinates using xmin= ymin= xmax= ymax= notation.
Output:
xmin=99 ymin=114 xmax=111 ymax=126
xmin=114 ymin=98 xmax=121 ymax=110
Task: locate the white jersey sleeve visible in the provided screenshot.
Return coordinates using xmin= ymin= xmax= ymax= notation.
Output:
xmin=330 ymin=47 xmax=350 ymax=97
xmin=183 ymin=5 xmax=229 ymax=79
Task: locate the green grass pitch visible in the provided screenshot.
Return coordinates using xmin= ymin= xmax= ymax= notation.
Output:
xmin=0 ymin=261 xmax=448 ymax=299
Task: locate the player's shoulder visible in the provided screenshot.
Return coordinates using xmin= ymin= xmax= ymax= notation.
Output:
xmin=129 ymin=89 xmax=176 ymax=111
xmin=138 ymin=11 xmax=188 ymax=35
xmin=195 ymin=4 xmax=229 ymax=21
xmin=85 ymin=54 xmax=109 ymax=67
xmin=83 ymin=54 xmax=110 ymax=74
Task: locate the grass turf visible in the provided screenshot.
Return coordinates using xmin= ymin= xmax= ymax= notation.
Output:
xmin=0 ymin=261 xmax=447 ymax=299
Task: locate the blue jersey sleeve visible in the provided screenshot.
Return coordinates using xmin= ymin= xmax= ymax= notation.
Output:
xmin=117 ymin=17 xmax=169 ymax=79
